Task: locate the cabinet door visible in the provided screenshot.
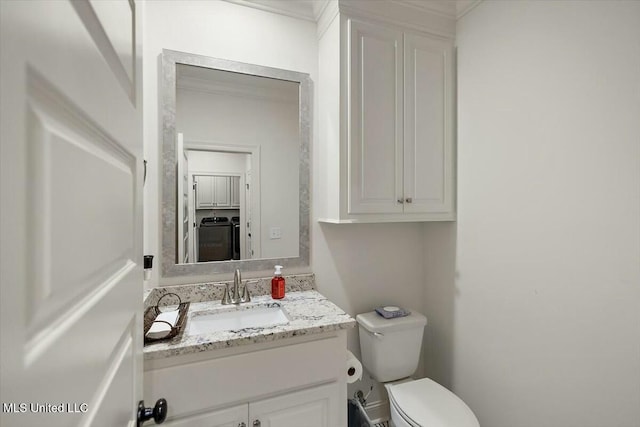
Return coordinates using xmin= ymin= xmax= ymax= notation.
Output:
xmin=163 ymin=404 xmax=247 ymax=427
xmin=213 ymin=176 xmax=231 ymax=207
xmin=249 ymin=382 xmax=341 ymax=427
xmin=196 ymin=176 xmax=215 ymax=208
xmin=403 ymin=32 xmax=454 ymax=214
xmin=347 ymin=19 xmax=404 ymax=214
xmin=231 ymin=176 xmax=240 ymax=207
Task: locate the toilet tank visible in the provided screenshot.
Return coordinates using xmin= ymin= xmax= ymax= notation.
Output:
xmin=356 ymin=310 xmax=427 ymax=383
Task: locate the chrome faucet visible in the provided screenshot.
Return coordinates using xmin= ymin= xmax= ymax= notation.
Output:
xmin=221 ymin=269 xmax=251 ymax=305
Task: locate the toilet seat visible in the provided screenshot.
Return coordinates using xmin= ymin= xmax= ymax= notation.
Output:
xmin=386 ymin=378 xmax=479 ymax=427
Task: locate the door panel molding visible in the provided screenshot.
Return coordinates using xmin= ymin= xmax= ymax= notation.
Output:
xmin=71 ymin=0 xmax=136 ymax=102
xmin=25 ymin=69 xmax=135 ymax=335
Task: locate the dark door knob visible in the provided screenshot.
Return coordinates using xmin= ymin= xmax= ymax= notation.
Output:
xmin=137 ymin=399 xmax=167 ymax=427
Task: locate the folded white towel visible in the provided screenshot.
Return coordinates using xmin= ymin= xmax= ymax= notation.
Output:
xmin=146 ymin=310 xmax=179 ymax=339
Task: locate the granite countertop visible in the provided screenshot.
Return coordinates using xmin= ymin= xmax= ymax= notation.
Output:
xmin=143 ymin=286 xmax=355 ymax=361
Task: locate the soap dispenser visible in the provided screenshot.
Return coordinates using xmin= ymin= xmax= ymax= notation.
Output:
xmin=271 ymin=265 xmax=285 ymax=299
xmin=143 ymin=255 xmax=154 ymax=281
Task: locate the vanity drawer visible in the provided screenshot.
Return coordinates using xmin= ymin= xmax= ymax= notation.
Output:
xmin=144 ymin=332 xmax=345 ymax=419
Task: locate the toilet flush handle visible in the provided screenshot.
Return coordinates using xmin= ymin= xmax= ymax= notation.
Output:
xmin=372 ymin=331 xmax=384 ymax=339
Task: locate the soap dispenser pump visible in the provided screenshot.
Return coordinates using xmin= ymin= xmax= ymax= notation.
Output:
xmin=271 ymin=265 xmax=285 ymax=299
xmin=143 ymin=255 xmax=154 ymax=281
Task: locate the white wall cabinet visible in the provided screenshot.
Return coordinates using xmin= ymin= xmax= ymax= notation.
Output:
xmin=195 ymin=175 xmax=215 ymax=208
xmin=213 ymin=176 xmax=231 ymax=207
xmin=402 ymin=31 xmax=454 ymax=216
xmin=347 ymin=20 xmax=404 ymax=215
xmin=144 ymin=332 xmax=347 ymax=426
xmin=196 ymin=175 xmax=239 ymax=209
xmin=231 ymin=176 xmax=240 ymax=208
xmin=318 ymin=7 xmax=455 ymax=223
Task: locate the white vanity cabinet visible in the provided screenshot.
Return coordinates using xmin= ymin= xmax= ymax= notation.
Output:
xmin=317 ymin=4 xmax=456 ymax=223
xmin=249 ymin=382 xmax=340 ymax=427
xmin=161 ymin=404 xmax=246 ymax=427
xmin=144 ymin=331 xmax=347 ymax=427
xmin=163 ymin=383 xmax=338 ymax=427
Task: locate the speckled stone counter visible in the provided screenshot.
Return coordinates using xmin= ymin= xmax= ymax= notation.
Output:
xmin=143 ymin=276 xmax=355 ymax=361
xmin=144 ymin=273 xmax=317 ymax=309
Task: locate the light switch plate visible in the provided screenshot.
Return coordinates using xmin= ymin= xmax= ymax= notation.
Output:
xmin=269 ymin=227 xmax=281 ymax=239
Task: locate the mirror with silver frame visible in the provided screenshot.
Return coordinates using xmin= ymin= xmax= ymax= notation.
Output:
xmin=161 ymin=49 xmax=311 ymax=278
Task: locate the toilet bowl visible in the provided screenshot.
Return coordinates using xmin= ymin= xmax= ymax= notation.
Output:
xmin=386 ymin=378 xmax=478 ymax=427
xmin=356 ymin=310 xmax=479 ymax=427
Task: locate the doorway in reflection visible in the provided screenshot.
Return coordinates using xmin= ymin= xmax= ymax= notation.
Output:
xmin=177 ymin=144 xmax=257 ymax=263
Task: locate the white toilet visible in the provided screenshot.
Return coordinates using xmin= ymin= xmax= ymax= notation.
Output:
xmin=357 ymin=310 xmax=480 ymax=427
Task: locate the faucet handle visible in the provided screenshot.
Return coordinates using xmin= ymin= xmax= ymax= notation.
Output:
xmin=241 ymin=280 xmax=258 ymax=303
xmin=242 ymin=287 xmax=251 ymax=303
xmin=215 ymin=283 xmax=232 ymax=305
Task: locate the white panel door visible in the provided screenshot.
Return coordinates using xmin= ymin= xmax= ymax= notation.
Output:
xmin=0 ymin=1 xmax=144 ymax=426
xmin=189 ymin=173 xmax=198 ymax=263
xmin=245 ymin=170 xmax=253 ymax=259
xmin=188 ymin=174 xmax=199 ymax=262
xmin=403 ymin=32 xmax=455 ymax=214
xmin=347 ymin=19 xmax=404 ymax=215
xmin=177 ymin=133 xmax=189 ymax=263
xmin=249 ymin=383 xmax=341 ymax=427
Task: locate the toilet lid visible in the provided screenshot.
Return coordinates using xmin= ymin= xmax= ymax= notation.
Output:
xmin=387 ymin=378 xmax=479 ymax=427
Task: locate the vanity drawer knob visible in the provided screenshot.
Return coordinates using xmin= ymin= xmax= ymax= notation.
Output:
xmin=405 ymin=197 xmax=413 ymax=204
xmin=136 ymin=399 xmax=167 ymax=427
xmin=397 ymin=198 xmax=404 ymax=204
xmin=238 ymin=423 xmax=246 ymax=427
xmin=253 ymin=420 xmax=261 ymax=427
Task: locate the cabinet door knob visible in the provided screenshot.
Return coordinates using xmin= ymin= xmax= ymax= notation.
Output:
xmin=253 ymin=421 xmax=261 ymax=427
xmin=239 ymin=423 xmax=246 ymax=427
xmin=405 ymin=197 xmax=413 ymax=204
xmin=137 ymin=399 xmax=167 ymax=427
xmin=397 ymin=198 xmax=404 ymax=204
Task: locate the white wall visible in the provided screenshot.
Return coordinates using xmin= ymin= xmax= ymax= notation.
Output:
xmin=424 ymin=2 xmax=640 ymax=426
xmin=315 ymin=222 xmax=426 ymax=400
xmin=188 ymin=151 xmax=248 ymax=176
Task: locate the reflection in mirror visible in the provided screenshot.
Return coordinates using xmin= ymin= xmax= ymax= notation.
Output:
xmin=178 ymin=149 xmax=254 ymax=263
xmin=175 ymin=64 xmax=300 ymax=265
xmin=162 ymin=50 xmax=311 ymax=278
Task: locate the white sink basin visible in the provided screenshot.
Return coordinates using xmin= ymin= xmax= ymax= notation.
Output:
xmin=188 ymin=305 xmax=290 ymax=336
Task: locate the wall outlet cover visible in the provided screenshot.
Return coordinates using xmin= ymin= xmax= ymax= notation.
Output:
xmin=269 ymin=227 xmax=282 ymax=239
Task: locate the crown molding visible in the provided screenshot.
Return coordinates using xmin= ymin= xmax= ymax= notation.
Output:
xmin=456 ymin=0 xmax=482 ymax=20
xmin=337 ymin=0 xmax=456 ymax=39
xmin=312 ymin=0 xmax=332 ymax=20
xmin=222 ymin=0 xmax=478 ymax=31
xmin=222 ymin=0 xmax=318 ymax=22
xmin=388 ymin=0 xmax=457 ymax=19
xmin=177 ymin=76 xmax=298 ymax=104
xmin=316 ymin=0 xmax=339 ymax=39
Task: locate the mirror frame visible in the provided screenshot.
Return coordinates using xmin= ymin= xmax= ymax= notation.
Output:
xmin=161 ymin=49 xmax=311 ymax=278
